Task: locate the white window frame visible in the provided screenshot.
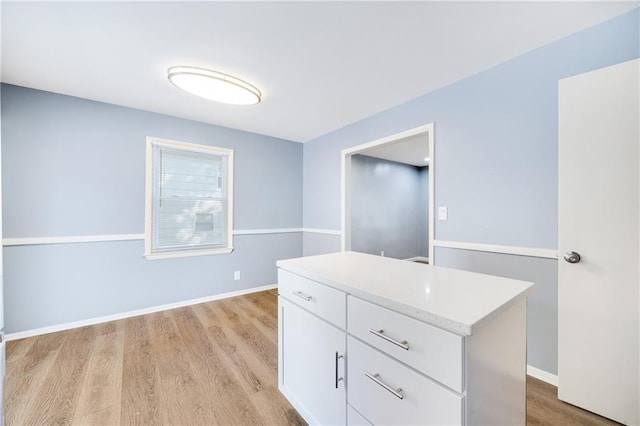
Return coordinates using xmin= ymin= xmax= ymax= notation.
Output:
xmin=144 ymin=136 xmax=234 ymax=260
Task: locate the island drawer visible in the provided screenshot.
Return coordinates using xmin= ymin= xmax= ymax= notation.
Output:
xmin=347 ymin=296 xmax=463 ymax=392
xmin=278 ymin=269 xmax=346 ymax=329
xmin=347 ymin=336 xmax=463 ymax=425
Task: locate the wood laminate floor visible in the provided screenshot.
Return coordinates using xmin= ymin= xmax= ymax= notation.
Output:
xmin=4 ymin=289 xmax=620 ymax=425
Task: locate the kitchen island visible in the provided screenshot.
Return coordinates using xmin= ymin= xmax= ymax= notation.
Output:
xmin=277 ymin=251 xmax=534 ymax=425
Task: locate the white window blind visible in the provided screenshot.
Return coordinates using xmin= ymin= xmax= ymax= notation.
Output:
xmin=145 ymin=137 xmax=234 ymax=259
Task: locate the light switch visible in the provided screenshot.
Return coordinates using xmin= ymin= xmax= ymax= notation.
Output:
xmin=438 ymin=206 xmax=448 ymax=220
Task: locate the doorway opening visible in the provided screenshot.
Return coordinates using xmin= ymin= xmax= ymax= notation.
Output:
xmin=341 ymin=123 xmax=435 ymax=264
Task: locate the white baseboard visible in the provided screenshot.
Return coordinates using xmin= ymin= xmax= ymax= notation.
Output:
xmin=527 ymin=365 xmax=558 ymax=386
xmin=405 ymin=256 xmax=429 ymax=263
xmin=5 ymin=284 xmax=278 ymax=341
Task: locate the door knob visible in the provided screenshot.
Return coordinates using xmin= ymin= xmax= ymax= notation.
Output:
xmin=563 ymin=251 xmax=581 ymax=264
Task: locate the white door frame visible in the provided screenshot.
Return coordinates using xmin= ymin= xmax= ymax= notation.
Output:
xmin=340 ymin=123 xmax=435 ymax=263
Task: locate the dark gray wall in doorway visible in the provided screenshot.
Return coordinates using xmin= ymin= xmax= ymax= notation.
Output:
xmin=418 ymin=166 xmax=429 ymax=258
xmin=350 ymin=154 xmax=428 ymax=260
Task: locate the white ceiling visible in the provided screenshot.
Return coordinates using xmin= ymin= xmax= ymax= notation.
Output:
xmin=2 ymin=2 xmax=637 ymax=143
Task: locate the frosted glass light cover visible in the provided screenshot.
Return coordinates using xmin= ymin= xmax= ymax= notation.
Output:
xmin=168 ymin=66 xmax=261 ymax=105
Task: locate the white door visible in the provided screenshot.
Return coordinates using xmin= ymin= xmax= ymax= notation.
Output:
xmin=558 ymin=59 xmax=639 ymax=425
xmin=0 ymin=108 xmax=5 ymax=426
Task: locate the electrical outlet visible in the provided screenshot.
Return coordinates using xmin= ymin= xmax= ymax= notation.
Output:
xmin=234 ymin=271 xmax=241 ymax=280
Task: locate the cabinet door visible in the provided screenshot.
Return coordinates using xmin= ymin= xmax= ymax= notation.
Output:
xmin=279 ymin=297 xmax=346 ymax=425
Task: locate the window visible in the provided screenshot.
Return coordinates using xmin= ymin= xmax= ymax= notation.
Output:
xmin=145 ymin=137 xmax=234 ymax=259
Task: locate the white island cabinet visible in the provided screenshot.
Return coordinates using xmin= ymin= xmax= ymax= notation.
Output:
xmin=277 ymin=251 xmax=534 ymax=426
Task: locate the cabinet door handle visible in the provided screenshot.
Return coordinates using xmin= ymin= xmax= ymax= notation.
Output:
xmin=365 ymin=372 xmax=404 ymax=400
xmin=335 ymin=351 xmax=344 ymax=388
xmin=369 ymin=329 xmax=409 ymax=350
xmin=292 ymin=291 xmax=312 ymax=302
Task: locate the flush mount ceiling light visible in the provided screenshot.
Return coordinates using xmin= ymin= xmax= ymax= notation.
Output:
xmin=167 ymin=66 xmax=261 ymax=105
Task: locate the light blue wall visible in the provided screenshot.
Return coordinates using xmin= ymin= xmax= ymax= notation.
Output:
xmin=303 ymin=9 xmax=640 ymax=246
xmin=4 ymin=234 xmax=301 ymax=333
xmin=2 ymin=84 xmax=302 ymax=237
xmin=350 ymin=154 xmax=424 ymax=259
xmin=302 ymin=9 xmax=640 ymax=375
xmin=302 ymin=232 xmax=340 ymax=257
xmin=1 ymin=85 xmax=303 ymax=333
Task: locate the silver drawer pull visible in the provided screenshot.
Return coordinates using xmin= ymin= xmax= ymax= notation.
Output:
xmin=293 ymin=291 xmax=312 ymax=302
xmin=369 ymin=329 xmax=409 ymax=350
xmin=365 ymin=372 xmax=404 ymax=400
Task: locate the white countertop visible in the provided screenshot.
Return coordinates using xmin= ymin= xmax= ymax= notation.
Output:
xmin=277 ymin=251 xmax=534 ymax=336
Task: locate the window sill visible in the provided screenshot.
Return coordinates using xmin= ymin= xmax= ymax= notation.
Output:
xmin=144 ymin=246 xmax=234 ymax=260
